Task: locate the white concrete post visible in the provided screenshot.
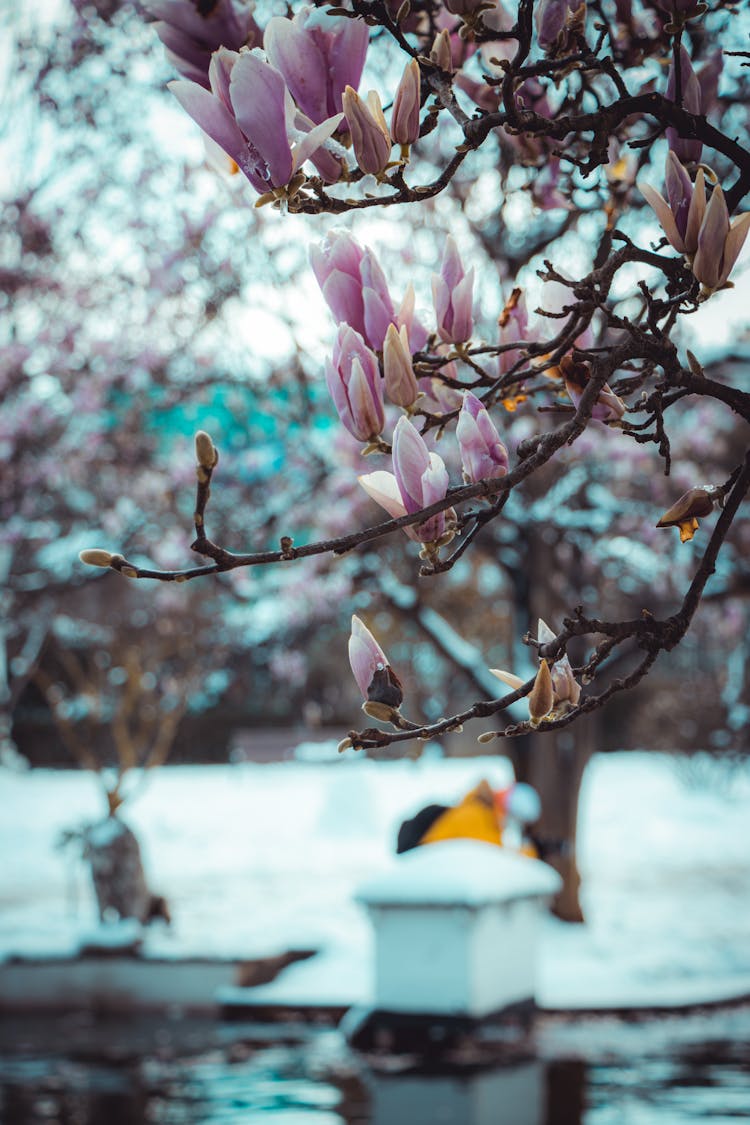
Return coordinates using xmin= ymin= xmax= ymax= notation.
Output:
xmin=356 ymin=840 xmax=561 ymax=1019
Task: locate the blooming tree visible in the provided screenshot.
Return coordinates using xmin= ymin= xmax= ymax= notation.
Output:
xmin=35 ymin=0 xmax=750 ymax=911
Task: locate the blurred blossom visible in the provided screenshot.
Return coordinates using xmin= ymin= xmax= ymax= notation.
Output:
xmin=146 ymin=0 xmax=259 ymax=86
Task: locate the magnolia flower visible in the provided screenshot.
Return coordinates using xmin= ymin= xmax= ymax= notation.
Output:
xmin=639 ymin=152 xmax=706 ymax=257
xmin=656 ymin=486 xmax=717 ymax=542
xmin=169 ymin=48 xmax=343 ymax=196
xmin=432 ymin=236 xmax=474 ymax=345
xmin=560 ymin=356 xmax=626 ymax=424
xmin=496 ymin=287 xmax=530 ymax=378
xmin=264 ymin=7 xmax=369 ymax=125
xmin=490 ymin=618 xmax=580 ymax=724
xmin=537 ymin=618 xmax=581 ymax=707
xmin=342 ymin=87 xmax=392 ymax=177
xmin=692 ymin=186 xmax=750 ymax=296
xmin=359 ymin=417 xmax=453 ymax=544
xmin=391 ymin=59 xmax=421 ymax=149
xmin=348 ymin=615 xmax=404 ymax=717
xmin=310 ymin=230 xmax=426 ymax=351
xmin=325 ymin=326 xmax=384 ymax=442
xmin=146 ymin=0 xmax=258 ymax=87
xmin=383 ymin=324 xmax=419 ymax=408
xmin=456 ymin=393 xmax=509 ymax=483
xmin=665 ymin=45 xmax=702 ymax=164
xmin=535 ymin=0 xmax=578 ymax=51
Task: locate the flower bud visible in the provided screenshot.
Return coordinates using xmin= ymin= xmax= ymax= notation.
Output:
xmin=326 ymin=325 xmax=385 ymax=442
xmin=383 ymin=323 xmax=418 ymax=407
xmin=430 ymin=29 xmax=453 ymax=73
xmin=391 ymin=59 xmax=421 ymax=148
xmin=349 ymin=615 xmax=404 ymax=709
xmin=79 ymin=549 xmax=114 ymax=568
xmin=195 ymin=430 xmax=218 ymax=469
xmin=342 ymin=86 xmax=391 ymax=177
xmin=432 ymin=236 xmax=474 ymax=345
xmin=528 ymin=660 xmax=554 ymax=725
xmin=456 ymin=392 xmax=509 ymax=483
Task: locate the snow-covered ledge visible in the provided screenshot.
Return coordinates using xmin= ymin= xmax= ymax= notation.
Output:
xmin=356 ymin=840 xmax=561 ymax=1021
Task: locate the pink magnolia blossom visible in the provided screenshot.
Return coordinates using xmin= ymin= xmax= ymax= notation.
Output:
xmin=146 ymin=0 xmax=258 ymax=87
xmin=639 ymin=152 xmax=706 ymax=257
xmin=359 ymin=417 xmax=452 ymax=543
xmin=342 ymin=87 xmax=392 ymax=177
xmin=665 ymin=45 xmax=702 ymax=164
xmin=348 ymin=616 xmax=404 ymax=709
xmin=310 ymin=230 xmax=427 ymax=350
xmin=383 ymin=324 xmax=418 ymax=408
xmin=390 ymin=59 xmax=421 ymax=148
xmin=536 ymin=0 xmax=579 ymax=51
xmin=263 ymin=7 xmax=369 ymax=125
xmin=692 ymin=186 xmax=750 ymax=295
xmin=432 ymin=236 xmax=474 ymax=345
xmin=169 ymin=48 xmax=343 ymax=194
xmin=325 ymin=326 xmax=384 ymax=442
xmin=456 ymin=393 xmax=509 ymax=483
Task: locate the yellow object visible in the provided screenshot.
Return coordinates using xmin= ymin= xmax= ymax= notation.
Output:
xmin=420 ymin=784 xmax=503 ymax=848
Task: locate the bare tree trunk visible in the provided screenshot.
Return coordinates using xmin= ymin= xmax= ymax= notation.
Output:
xmin=505 ymin=525 xmax=597 ymax=922
xmin=83 ymin=817 xmax=168 ymax=925
xmin=510 ymin=726 xmax=594 ymax=922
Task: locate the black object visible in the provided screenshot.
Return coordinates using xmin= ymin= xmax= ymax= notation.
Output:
xmin=396 ymin=803 xmax=449 ymax=854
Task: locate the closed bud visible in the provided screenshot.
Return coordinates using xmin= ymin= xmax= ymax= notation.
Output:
xmin=528 ymin=660 xmax=554 ymax=725
xmin=430 ymin=29 xmax=453 ymax=73
xmin=195 ymin=430 xmax=218 ymax=469
xmin=79 ymin=549 xmax=114 ymax=568
xmin=391 ymin=59 xmax=421 ymax=148
xmin=383 ymin=323 xmax=418 ymax=407
xmin=342 ymin=86 xmax=392 ymax=177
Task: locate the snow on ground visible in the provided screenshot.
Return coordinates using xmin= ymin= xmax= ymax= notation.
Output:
xmin=1 ymin=751 xmax=749 ymax=1010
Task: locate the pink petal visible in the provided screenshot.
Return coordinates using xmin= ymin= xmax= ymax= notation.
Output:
xmin=229 ymin=52 xmax=293 ymax=189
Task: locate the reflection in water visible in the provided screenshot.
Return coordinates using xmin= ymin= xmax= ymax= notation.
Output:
xmin=0 ymin=1007 xmax=749 ymax=1123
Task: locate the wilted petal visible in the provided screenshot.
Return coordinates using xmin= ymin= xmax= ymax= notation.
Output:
xmin=537 ymin=618 xmax=556 ymax=645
